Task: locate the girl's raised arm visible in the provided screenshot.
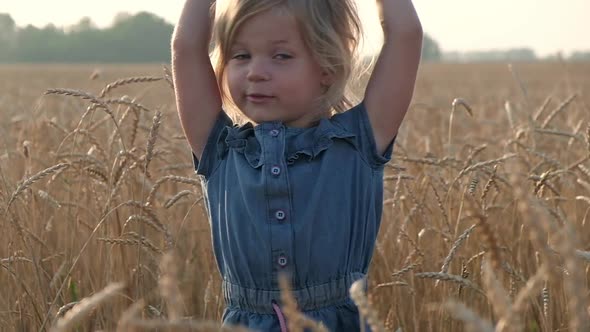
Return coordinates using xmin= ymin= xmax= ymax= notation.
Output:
xmin=364 ymin=0 xmax=423 ymax=155
xmin=172 ymin=0 xmax=222 ymax=161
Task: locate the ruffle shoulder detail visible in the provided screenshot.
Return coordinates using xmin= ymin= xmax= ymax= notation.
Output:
xmin=217 ymin=123 xmax=263 ymax=168
xmin=216 ymin=118 xmax=357 ymax=168
xmin=284 ymin=118 xmax=356 ymax=165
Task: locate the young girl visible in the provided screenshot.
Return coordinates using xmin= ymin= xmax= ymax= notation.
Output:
xmin=172 ymin=0 xmax=422 ymax=330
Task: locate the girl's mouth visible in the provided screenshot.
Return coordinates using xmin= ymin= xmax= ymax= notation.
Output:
xmin=247 ymin=94 xmax=275 ymax=103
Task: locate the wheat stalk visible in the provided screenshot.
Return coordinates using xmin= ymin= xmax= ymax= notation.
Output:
xmin=70 ymin=128 xmax=108 ymax=161
xmin=99 ymin=76 xmax=163 ymax=98
xmin=146 ymin=175 xmax=200 ymax=206
xmin=5 ymin=163 xmax=70 ymax=212
xmin=575 ymin=250 xmax=590 ymax=262
xmin=123 ymin=214 xmax=165 ymax=234
xmin=46 ymin=119 xmax=69 ymax=135
xmin=98 ymin=236 xmax=162 ymax=254
xmin=51 ymin=282 xmax=125 ymax=332
xmin=415 ymin=272 xmax=484 ymax=295
xmin=429 ymin=180 xmax=451 ymax=232
xmin=144 ymin=111 xmax=162 ymax=179
xmin=481 ymin=257 xmax=515 ymax=329
xmin=163 ymin=65 xmax=175 ymax=89
xmin=55 ymin=302 xmax=79 ymax=319
xmin=448 ymin=98 xmax=474 ymax=155
xmin=475 ymin=213 xmax=503 ymax=272
xmin=83 ymin=167 xmax=109 ymax=184
xmin=578 ymin=164 xmax=590 ymax=180
xmin=158 ymin=253 xmax=184 ymax=320
xmin=57 ymin=153 xmax=107 ymax=171
xmin=49 ymin=261 xmax=70 ymax=291
xmin=37 ymin=190 xmax=61 ymax=209
xmin=350 ymin=279 xmax=385 ymax=332
xmin=508 ymin=64 xmax=528 ymax=101
xmin=443 ymin=300 xmax=494 ymax=332
xmin=542 ymin=282 xmax=550 ymax=320
xmin=128 ymin=106 xmax=140 ymax=147
xmin=120 ymin=319 xmax=252 ymax=331
xmin=116 ymin=298 xmax=146 ymax=331
xmin=45 ymin=88 xmax=128 ymax=152
xmin=535 ymin=128 xmax=584 ymax=140
xmin=46 ymin=88 xmax=104 ymax=105
xmin=468 ymin=175 xmax=479 ymax=195
xmin=541 ymin=94 xmax=577 ymax=128
xmin=452 ymin=154 xmax=518 ymax=186
xmin=121 ymin=201 xmax=172 ymax=249
xmin=165 ymin=190 xmax=200 ymax=209
xmin=481 ymin=165 xmax=498 ymax=206
xmin=278 ymin=274 xmax=328 ymax=332
xmin=533 ymin=96 xmax=552 ymax=121
xmin=464 ymin=144 xmax=487 ymax=168
xmin=0 ymin=256 xmax=33 ymax=264
xmin=440 ymin=224 xmax=477 ymax=275
xmin=375 ymin=280 xmax=412 ymax=290
xmin=103 ymin=96 xmax=152 ymax=113
xmin=391 ymin=262 xmax=421 ymax=279
xmin=496 ymin=264 xmax=549 ymax=331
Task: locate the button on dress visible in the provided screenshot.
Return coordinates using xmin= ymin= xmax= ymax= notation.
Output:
xmin=193 ymin=102 xmax=395 ymax=331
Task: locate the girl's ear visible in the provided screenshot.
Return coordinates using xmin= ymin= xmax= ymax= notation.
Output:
xmin=320 ymin=70 xmax=335 ymax=87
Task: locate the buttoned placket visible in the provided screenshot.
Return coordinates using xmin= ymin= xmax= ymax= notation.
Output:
xmin=262 ymin=124 xmax=296 ymax=287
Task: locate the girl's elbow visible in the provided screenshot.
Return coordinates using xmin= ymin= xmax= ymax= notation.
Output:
xmin=414 ymin=21 xmax=424 ymax=38
xmin=414 ymin=25 xmax=424 ymax=45
xmin=384 ymin=21 xmax=423 ymax=42
xmin=403 ymin=21 xmax=423 ymax=40
xmin=385 ymin=26 xmax=423 ymax=46
xmin=171 ymin=37 xmax=195 ymax=54
xmin=172 ymin=39 xmax=210 ymax=60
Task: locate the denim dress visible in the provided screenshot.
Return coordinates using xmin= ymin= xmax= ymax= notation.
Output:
xmin=193 ymin=101 xmax=395 ymax=331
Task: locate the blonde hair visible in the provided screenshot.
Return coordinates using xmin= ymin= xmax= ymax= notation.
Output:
xmin=211 ymin=0 xmax=363 ymax=123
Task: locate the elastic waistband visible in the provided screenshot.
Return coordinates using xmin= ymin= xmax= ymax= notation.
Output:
xmin=223 ymin=272 xmax=366 ymax=314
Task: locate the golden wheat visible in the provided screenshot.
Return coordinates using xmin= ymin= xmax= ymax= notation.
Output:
xmin=1 ymin=63 xmax=589 ymax=331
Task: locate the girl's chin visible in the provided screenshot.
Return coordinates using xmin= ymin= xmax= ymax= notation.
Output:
xmin=241 ymin=109 xmax=281 ymax=123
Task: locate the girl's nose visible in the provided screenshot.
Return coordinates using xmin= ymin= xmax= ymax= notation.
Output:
xmin=246 ymin=59 xmax=270 ymax=82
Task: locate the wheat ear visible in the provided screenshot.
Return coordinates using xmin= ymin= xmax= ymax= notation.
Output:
xmin=99 ymin=76 xmax=163 ymax=98
xmin=6 ymin=163 xmax=70 ymax=211
xmin=144 ymin=111 xmax=162 ymax=179
xmin=350 ymin=279 xmax=386 ymax=332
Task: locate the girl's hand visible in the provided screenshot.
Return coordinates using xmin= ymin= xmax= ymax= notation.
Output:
xmin=376 ymin=0 xmax=422 ymax=35
xmin=364 ymin=0 xmax=423 ymax=155
xmin=172 ymin=0 xmax=216 ymax=51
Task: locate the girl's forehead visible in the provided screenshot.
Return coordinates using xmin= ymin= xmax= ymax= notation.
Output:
xmin=232 ymin=9 xmax=303 ymax=46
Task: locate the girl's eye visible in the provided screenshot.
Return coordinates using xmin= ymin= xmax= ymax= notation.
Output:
xmin=274 ymin=53 xmax=293 ymax=60
xmin=232 ymin=53 xmax=250 ymax=60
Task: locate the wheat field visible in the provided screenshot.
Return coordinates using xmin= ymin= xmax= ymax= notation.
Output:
xmin=0 ymin=62 xmax=589 ymax=332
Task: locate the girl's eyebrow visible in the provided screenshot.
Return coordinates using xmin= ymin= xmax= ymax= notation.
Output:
xmin=231 ymin=42 xmax=244 ymax=48
xmin=233 ymin=39 xmax=291 ymax=47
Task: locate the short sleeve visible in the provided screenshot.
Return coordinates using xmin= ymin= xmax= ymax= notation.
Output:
xmin=331 ymin=101 xmax=395 ymax=168
xmin=192 ymin=110 xmax=233 ymax=177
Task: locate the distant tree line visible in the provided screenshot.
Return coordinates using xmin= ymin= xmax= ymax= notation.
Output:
xmin=568 ymin=51 xmax=590 ymax=61
xmin=0 ymin=12 xmax=587 ymax=63
xmin=443 ymin=48 xmax=538 ymax=62
xmin=443 ymin=49 xmax=590 ymax=63
xmin=0 ymin=12 xmax=444 ymax=63
xmin=0 ymin=12 xmax=173 ymax=63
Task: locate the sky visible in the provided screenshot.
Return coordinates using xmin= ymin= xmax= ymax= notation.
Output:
xmin=2 ymin=0 xmax=589 ymax=57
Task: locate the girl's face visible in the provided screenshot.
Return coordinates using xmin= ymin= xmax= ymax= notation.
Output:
xmin=226 ymin=8 xmax=331 ymax=128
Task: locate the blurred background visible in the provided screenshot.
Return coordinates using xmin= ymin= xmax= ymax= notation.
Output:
xmin=1 ymin=0 xmax=589 ymax=63
xmin=1 ymin=1 xmax=590 ymax=331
